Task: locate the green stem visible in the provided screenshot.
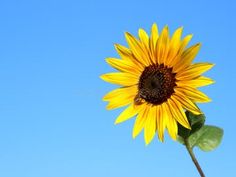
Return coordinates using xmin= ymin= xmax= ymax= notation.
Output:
xmin=184 ymin=138 xmax=205 ymax=177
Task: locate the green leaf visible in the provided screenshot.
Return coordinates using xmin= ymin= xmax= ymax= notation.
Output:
xmin=187 ymin=111 xmax=205 ymax=134
xmin=188 ymin=125 xmax=224 ymax=152
xmin=178 ymin=111 xmax=205 ymax=139
xmin=177 ymin=136 xmax=184 ymax=144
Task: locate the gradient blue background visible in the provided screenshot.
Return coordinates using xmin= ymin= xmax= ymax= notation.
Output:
xmin=0 ymin=0 xmax=235 ymax=176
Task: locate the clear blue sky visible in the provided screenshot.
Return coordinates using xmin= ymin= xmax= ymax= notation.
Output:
xmin=0 ymin=0 xmax=235 ymax=176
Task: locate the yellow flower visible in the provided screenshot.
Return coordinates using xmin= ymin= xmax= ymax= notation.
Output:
xmin=100 ymin=24 xmax=214 ymax=145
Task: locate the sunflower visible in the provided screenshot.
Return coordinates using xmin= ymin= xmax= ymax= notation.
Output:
xmin=100 ymin=24 xmax=214 ymax=145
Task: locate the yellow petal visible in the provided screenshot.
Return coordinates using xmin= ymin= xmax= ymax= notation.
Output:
xmin=149 ymin=23 xmax=159 ymax=61
xmin=132 ymin=104 xmax=149 ymax=138
xmin=176 ymin=63 xmax=215 ymax=80
xmin=174 ymin=43 xmax=201 ymax=72
xmin=114 ymin=43 xmax=132 ymax=60
xmin=105 ymin=57 xmax=142 ymax=75
xmin=176 ymin=76 xmax=215 ymax=87
xmin=125 ymin=32 xmax=150 ymax=66
xmin=157 ymin=104 xmax=167 ymax=142
xmin=166 ymin=27 xmax=183 ymax=66
xmin=103 ymin=86 xmax=138 ymax=110
xmin=156 ymin=25 xmax=169 ymax=64
xmin=179 ymin=34 xmax=193 ymax=53
xmin=167 ymin=98 xmax=190 ymax=129
xmin=138 ymin=28 xmax=149 ymax=50
xmin=103 ymin=85 xmax=137 ymax=101
xmin=100 ymin=72 xmax=138 ymax=86
xmin=115 ymin=103 xmax=140 ymax=124
xmin=165 ymin=104 xmax=178 ymax=140
xmin=171 ymin=34 xmax=193 ymax=68
xmin=172 ymin=89 xmax=202 ymax=115
xmin=144 ymin=106 xmax=157 ymax=145
xmin=167 ymin=118 xmax=178 ymax=140
xmin=106 ymin=100 xmax=132 ymax=110
xmin=114 ymin=43 xmax=144 ymax=70
xmin=178 ymin=86 xmax=211 ymax=103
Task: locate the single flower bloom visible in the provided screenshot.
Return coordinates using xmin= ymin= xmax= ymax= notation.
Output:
xmin=100 ymin=24 xmax=214 ymax=145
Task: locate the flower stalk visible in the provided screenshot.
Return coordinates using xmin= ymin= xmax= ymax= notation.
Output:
xmin=184 ymin=138 xmax=205 ymax=177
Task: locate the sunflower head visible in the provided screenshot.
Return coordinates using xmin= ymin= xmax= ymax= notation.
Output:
xmin=101 ymin=23 xmax=214 ymax=145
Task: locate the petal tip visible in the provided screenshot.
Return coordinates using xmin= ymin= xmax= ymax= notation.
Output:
xmin=102 ymin=95 xmax=108 ymax=101
xmin=106 ymin=105 xmax=113 ymax=110
xmin=197 ymin=43 xmax=202 ymax=48
xmin=100 ymin=74 xmax=111 ymax=82
xmin=132 ymin=133 xmax=137 ymax=139
xmin=100 ymin=74 xmax=106 ymax=80
xmin=144 ymin=136 xmax=150 ymax=145
xmin=125 ymin=32 xmax=132 ymax=38
xmin=176 ymin=26 xmax=184 ymax=33
xmin=210 ymin=63 xmax=216 ymax=68
xmin=158 ymin=135 xmax=164 ymax=142
xmin=152 ymin=23 xmax=158 ymax=28
xmin=114 ymin=120 xmax=120 ymax=125
xmin=114 ymin=43 xmax=119 ymax=48
xmin=163 ymin=25 xmax=169 ymax=32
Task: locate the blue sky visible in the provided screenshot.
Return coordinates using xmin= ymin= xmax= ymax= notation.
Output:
xmin=0 ymin=0 xmax=235 ymax=176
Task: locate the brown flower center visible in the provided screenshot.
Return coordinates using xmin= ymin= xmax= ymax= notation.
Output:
xmin=137 ymin=64 xmax=176 ymax=105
